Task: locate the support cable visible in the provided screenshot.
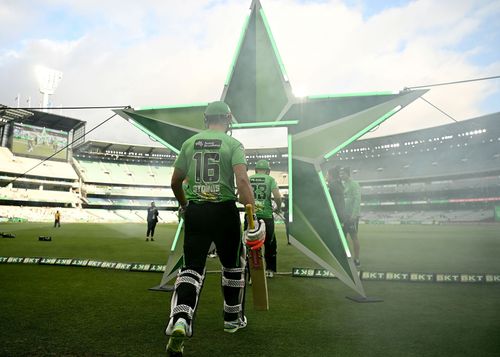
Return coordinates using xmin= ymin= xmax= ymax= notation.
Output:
xmin=419 ymin=96 xmax=459 ymax=123
xmin=13 ymin=105 xmax=129 ymax=111
xmin=405 ymin=75 xmax=500 ymax=90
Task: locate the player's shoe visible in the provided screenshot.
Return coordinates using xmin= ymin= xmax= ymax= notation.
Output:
xmin=166 ymin=318 xmax=187 ymax=356
xmin=354 ymin=259 xmax=361 ymax=268
xmin=265 ymin=270 xmax=274 ymax=278
xmin=167 ymin=349 xmax=183 ymax=357
xmin=151 ymin=238 xmax=155 ymax=241
xmin=146 ymin=238 xmax=149 ymax=241
xmin=224 ymin=316 xmax=247 ymax=333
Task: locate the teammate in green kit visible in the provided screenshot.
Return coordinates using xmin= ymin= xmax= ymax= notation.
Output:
xmin=341 ymin=167 xmax=362 ymax=268
xmin=165 ymin=101 xmax=264 ymax=357
xmin=247 ymin=159 xmax=282 ymax=277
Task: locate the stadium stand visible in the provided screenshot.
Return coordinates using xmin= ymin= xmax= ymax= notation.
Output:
xmin=326 ymin=112 xmax=500 ymax=223
xmin=361 ymin=209 xmax=492 ymax=224
xmin=71 ymin=141 xmax=178 ymax=213
xmin=75 ymin=159 xmax=174 ymax=186
xmin=0 ymin=148 xmax=80 ymax=207
xmin=0 ymin=107 xmax=84 ymax=210
xmin=0 ymin=187 xmax=77 ymax=204
xmin=1 ymin=104 xmax=498 ymax=224
xmin=0 ymin=147 xmax=78 ymax=180
xmin=73 ymin=141 xmax=289 ymax=212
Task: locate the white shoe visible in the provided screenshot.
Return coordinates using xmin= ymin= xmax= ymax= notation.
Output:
xmin=266 ymin=270 xmax=274 ymax=278
xmin=224 ymin=316 xmax=247 ymax=333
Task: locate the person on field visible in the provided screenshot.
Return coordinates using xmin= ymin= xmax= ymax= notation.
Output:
xmin=246 ymin=159 xmax=282 ymax=277
xmin=54 ymin=210 xmax=61 ymax=228
xmin=165 ymin=101 xmax=263 ymax=356
xmin=327 ymin=166 xmax=345 ymax=226
xmin=341 ymin=167 xmax=361 ymax=268
xmin=146 ymin=201 xmax=159 ymax=241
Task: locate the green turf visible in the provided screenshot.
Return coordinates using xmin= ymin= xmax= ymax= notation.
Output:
xmin=1 ymin=223 xmax=499 ymax=356
xmin=12 ymin=139 xmax=67 ymax=160
xmin=0 ymin=223 xmax=174 ymax=263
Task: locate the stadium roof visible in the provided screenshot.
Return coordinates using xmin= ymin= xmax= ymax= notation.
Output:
xmin=0 ymin=105 xmax=33 ymax=125
xmin=246 ymin=147 xmax=287 ymax=156
xmin=73 ymin=112 xmax=499 ymax=161
xmin=74 ymin=139 xmax=287 ymax=157
xmin=73 ymin=140 xmax=174 ymax=156
xmin=337 ymin=111 xmax=500 ymax=150
xmin=25 ymin=109 xmax=85 ymax=132
xmin=0 ymin=105 xmax=85 ymax=132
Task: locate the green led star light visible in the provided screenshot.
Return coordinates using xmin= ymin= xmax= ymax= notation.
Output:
xmin=117 ymin=0 xmax=427 ymax=297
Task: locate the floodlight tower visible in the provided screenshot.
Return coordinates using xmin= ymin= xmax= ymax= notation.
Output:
xmin=35 ymin=65 xmax=63 ymax=112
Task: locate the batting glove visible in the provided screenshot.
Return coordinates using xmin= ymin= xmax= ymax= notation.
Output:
xmin=244 ymin=216 xmax=266 ymax=250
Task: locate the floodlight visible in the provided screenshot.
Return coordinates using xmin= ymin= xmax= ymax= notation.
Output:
xmin=35 ymin=65 xmax=63 ymax=111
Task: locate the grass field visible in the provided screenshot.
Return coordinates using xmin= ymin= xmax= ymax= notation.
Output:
xmin=12 ymin=139 xmax=67 ymax=160
xmin=1 ymin=222 xmax=499 ymax=356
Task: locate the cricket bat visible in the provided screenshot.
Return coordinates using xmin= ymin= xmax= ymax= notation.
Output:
xmin=245 ymin=204 xmax=269 ymax=311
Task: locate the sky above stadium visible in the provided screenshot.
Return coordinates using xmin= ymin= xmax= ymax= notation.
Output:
xmin=1 ymin=0 xmax=499 ymax=149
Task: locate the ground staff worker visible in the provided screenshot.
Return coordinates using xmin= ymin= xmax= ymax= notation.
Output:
xmin=54 ymin=210 xmax=61 ymax=228
xmin=146 ymin=201 xmax=159 ymax=241
xmin=165 ymin=101 xmax=264 ymax=357
xmin=247 ymin=159 xmax=282 ymax=277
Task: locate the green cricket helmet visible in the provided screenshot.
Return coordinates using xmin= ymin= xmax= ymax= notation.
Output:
xmin=204 ymin=101 xmax=233 ymax=131
xmin=204 ymin=101 xmax=231 ymax=118
xmin=255 ymin=159 xmax=270 ymax=171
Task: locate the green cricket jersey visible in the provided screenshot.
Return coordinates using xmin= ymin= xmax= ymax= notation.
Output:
xmin=249 ymin=173 xmax=278 ymax=219
xmin=344 ymin=179 xmax=361 ymax=218
xmin=174 ymin=129 xmax=246 ymax=203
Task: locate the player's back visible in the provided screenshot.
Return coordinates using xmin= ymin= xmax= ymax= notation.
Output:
xmin=249 ymin=173 xmax=276 ymax=219
xmin=178 ymin=129 xmax=245 ymax=203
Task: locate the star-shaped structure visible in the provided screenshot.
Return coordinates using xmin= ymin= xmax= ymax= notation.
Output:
xmin=116 ymin=0 xmax=427 ymax=297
